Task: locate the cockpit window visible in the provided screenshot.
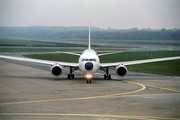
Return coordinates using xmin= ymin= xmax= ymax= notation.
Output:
xmin=82 ymin=58 xmax=96 ymax=62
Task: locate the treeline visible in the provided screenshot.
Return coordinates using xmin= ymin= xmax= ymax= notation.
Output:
xmin=92 ymin=29 xmax=180 ymax=40
xmin=0 ymin=26 xmax=180 ymax=40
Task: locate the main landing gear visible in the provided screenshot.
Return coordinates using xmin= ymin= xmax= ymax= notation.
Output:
xmin=67 ymin=74 xmax=74 ymax=79
xmin=67 ymin=67 xmax=76 ymax=79
xmin=101 ymin=67 xmax=111 ymax=79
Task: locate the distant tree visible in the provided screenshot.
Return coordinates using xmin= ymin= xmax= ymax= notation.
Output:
xmin=0 ymin=26 xmax=180 ymax=40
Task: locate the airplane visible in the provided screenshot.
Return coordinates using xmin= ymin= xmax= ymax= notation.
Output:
xmin=0 ymin=26 xmax=180 ymax=84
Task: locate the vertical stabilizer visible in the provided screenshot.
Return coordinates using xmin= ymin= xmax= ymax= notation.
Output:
xmin=88 ymin=25 xmax=91 ymax=49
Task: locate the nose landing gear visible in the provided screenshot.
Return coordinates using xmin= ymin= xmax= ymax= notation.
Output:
xmin=86 ymin=80 xmax=92 ymax=84
xmin=85 ymin=73 xmax=93 ymax=84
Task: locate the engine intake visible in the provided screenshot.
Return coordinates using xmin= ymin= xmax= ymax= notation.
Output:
xmin=51 ymin=64 xmax=63 ymax=76
xmin=116 ymin=65 xmax=128 ymax=77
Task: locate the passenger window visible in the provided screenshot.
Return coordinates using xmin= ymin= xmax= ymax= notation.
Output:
xmin=82 ymin=58 xmax=97 ymax=62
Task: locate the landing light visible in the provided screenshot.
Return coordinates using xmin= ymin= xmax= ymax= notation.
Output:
xmin=85 ymin=73 xmax=93 ymax=79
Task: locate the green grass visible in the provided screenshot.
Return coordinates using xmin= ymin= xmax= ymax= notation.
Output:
xmin=1 ymin=38 xmax=180 ymax=47
xmin=127 ymin=60 xmax=180 ymax=76
xmin=92 ymin=39 xmax=180 ymax=46
xmin=25 ymin=51 xmax=180 ymax=76
xmin=0 ymin=38 xmax=56 ymax=46
xmin=0 ymin=48 xmax=82 ymax=52
xmin=102 ymin=51 xmax=180 ymax=76
xmin=99 ymin=51 xmax=180 ymax=63
xmin=25 ymin=54 xmax=79 ymax=63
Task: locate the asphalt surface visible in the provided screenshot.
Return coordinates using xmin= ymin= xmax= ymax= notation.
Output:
xmin=0 ymin=58 xmax=180 ymax=120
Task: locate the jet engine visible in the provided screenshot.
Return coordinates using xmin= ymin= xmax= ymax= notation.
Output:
xmin=116 ymin=65 xmax=128 ymax=77
xmin=51 ymin=64 xmax=63 ymax=76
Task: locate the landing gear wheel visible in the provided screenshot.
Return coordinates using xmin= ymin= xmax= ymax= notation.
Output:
xmin=72 ymin=74 xmax=74 ymax=79
xmin=67 ymin=74 xmax=70 ymax=79
xmin=108 ymin=74 xmax=111 ymax=79
xmin=104 ymin=74 xmax=111 ymax=79
xmin=86 ymin=80 xmax=92 ymax=84
xmin=67 ymin=74 xmax=75 ymax=79
xmin=104 ymin=74 xmax=107 ymax=79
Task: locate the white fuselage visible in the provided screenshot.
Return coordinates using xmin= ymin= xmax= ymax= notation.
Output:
xmin=78 ymin=49 xmax=100 ymax=75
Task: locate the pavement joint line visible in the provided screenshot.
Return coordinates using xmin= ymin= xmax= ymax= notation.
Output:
xmin=0 ymin=113 xmax=178 ymax=120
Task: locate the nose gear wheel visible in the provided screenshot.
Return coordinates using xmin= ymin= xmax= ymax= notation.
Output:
xmin=87 ymin=80 xmax=92 ymax=84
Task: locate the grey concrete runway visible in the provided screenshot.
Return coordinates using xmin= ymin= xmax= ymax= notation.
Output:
xmin=0 ymin=60 xmax=180 ymax=120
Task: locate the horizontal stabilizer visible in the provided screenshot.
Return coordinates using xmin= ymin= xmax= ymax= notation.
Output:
xmin=98 ymin=51 xmax=123 ymax=56
xmin=56 ymin=51 xmax=81 ymax=56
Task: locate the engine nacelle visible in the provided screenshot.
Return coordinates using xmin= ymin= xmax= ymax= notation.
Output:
xmin=116 ymin=65 xmax=128 ymax=77
xmin=51 ymin=64 xmax=63 ymax=76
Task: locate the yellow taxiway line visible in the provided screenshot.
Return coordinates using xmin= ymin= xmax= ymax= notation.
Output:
xmin=144 ymin=84 xmax=180 ymax=93
xmin=0 ymin=80 xmax=146 ymax=106
xmin=1 ymin=78 xmax=180 ymax=106
xmin=0 ymin=77 xmax=180 ymax=119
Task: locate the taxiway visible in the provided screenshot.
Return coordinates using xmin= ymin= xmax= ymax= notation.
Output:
xmin=0 ymin=59 xmax=180 ymax=120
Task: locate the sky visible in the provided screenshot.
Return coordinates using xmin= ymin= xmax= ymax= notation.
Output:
xmin=0 ymin=0 xmax=180 ymax=29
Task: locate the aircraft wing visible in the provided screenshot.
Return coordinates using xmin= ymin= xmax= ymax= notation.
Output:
xmin=100 ymin=56 xmax=180 ymax=68
xmin=0 ymin=55 xmax=78 ymax=68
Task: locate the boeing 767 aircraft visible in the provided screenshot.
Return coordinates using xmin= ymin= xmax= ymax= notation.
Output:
xmin=0 ymin=26 xmax=180 ymax=84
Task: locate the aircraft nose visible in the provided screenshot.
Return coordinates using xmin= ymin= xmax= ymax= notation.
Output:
xmin=85 ymin=62 xmax=93 ymax=70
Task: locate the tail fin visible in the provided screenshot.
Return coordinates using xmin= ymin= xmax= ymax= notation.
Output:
xmin=88 ymin=25 xmax=91 ymax=49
